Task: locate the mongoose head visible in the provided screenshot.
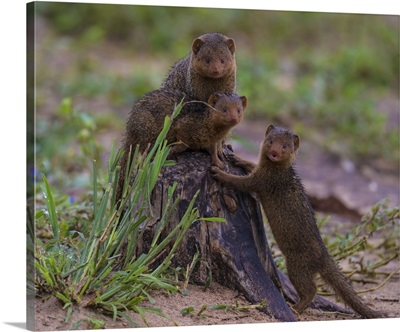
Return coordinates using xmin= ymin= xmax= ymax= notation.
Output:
xmin=207 ymin=92 xmax=247 ymax=128
xmin=261 ymin=125 xmax=300 ymax=166
xmin=191 ymin=33 xmax=236 ymax=79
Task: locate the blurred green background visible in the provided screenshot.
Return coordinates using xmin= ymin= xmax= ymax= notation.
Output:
xmin=32 ymin=2 xmax=399 ymax=195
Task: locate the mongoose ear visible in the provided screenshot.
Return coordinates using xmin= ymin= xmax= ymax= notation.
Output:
xmin=293 ymin=135 xmax=300 ymax=151
xmin=240 ymin=96 xmax=247 ymax=110
xmin=208 ymin=93 xmax=222 ymax=106
xmin=225 ymin=38 xmax=236 ymax=54
xmin=265 ymin=125 xmax=275 ymax=136
xmin=192 ymin=38 xmax=205 ymax=55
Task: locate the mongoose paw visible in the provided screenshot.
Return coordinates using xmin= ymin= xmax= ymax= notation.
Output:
xmin=218 ymin=144 xmax=234 ymax=160
xmin=212 ymin=158 xmax=226 ymax=169
xmin=289 ymin=304 xmax=301 ymax=317
xmin=226 ymin=153 xmax=242 ymax=165
xmin=217 ymin=147 xmax=226 ymax=160
xmin=211 ymin=166 xmax=223 ymax=180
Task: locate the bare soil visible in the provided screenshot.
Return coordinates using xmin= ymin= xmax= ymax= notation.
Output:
xmin=35 ymin=275 xmax=399 ymax=331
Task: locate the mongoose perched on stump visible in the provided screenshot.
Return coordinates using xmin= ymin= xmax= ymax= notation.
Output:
xmin=116 ymin=89 xmax=246 ymax=206
xmin=162 ymin=32 xmax=236 ymax=101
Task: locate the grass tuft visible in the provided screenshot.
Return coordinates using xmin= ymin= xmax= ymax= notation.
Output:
xmin=33 ymin=100 xmax=201 ymax=327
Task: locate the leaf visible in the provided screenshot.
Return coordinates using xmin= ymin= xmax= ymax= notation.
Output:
xmin=89 ymin=318 xmax=105 ymax=329
xmin=70 ymin=320 xmax=83 ymax=330
xmin=65 ymin=305 xmax=73 ymax=323
xmin=196 ymin=305 xmax=208 ymax=316
xmin=163 ymin=160 xmax=176 ymax=167
xmin=209 ymin=304 xmax=229 ymax=310
xmin=34 ymin=209 xmax=45 ymax=219
xmin=55 ymin=292 xmax=70 ymax=304
xmin=117 ymin=312 xmax=138 ymax=328
xmin=111 ymin=303 xmax=118 ymax=321
xmin=199 ymin=217 xmax=226 ymax=223
xmin=141 ymin=289 xmax=155 ymax=304
xmin=181 ymin=307 xmax=194 ymax=316
xmin=41 ymin=174 xmax=60 ymax=243
xmin=58 ymin=97 xmax=73 ymax=116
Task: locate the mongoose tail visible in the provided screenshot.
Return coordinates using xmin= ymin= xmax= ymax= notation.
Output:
xmin=319 ymin=258 xmax=383 ymax=319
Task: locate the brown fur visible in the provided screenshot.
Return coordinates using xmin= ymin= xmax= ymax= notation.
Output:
xmin=116 ymin=89 xmax=246 ymax=206
xmin=212 ymin=125 xmax=383 ymax=319
xmin=162 ymin=32 xmax=236 ymax=101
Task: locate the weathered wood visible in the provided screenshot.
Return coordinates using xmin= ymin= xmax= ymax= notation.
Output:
xmin=135 ymin=148 xmax=351 ymax=322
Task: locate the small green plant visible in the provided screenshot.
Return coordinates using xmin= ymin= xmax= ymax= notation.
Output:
xmin=33 ymin=102 xmax=223 ymax=327
xmin=71 ymin=317 xmax=105 ymax=330
xmin=318 ymin=199 xmax=400 ymax=294
xmin=326 ymin=199 xmax=399 ymax=262
xmin=181 ymin=299 xmax=266 ymax=318
xmin=35 ymin=97 xmax=106 ymax=194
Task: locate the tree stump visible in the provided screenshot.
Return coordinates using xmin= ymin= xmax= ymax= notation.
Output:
xmin=136 ymin=149 xmax=351 ymax=322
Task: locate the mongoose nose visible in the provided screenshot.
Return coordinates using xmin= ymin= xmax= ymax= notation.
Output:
xmin=229 ymin=113 xmax=240 ymax=125
xmin=270 ymin=150 xmax=280 ymax=161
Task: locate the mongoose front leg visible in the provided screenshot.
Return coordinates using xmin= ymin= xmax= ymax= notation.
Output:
xmin=211 ymin=167 xmax=254 ymax=192
xmin=227 ymin=154 xmax=256 ymax=173
xmin=208 ymin=144 xmax=225 ymax=168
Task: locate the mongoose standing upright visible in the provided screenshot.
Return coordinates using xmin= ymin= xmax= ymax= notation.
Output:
xmin=162 ymin=32 xmax=236 ymax=101
xmin=211 ymin=125 xmax=382 ymax=319
xmin=116 ymin=89 xmax=246 ymax=206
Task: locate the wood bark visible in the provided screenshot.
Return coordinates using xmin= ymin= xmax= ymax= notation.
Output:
xmin=136 ymin=149 xmax=351 ymax=322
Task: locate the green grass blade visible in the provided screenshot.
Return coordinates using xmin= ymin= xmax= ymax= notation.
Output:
xmin=200 ymin=217 xmax=226 ymax=223
xmin=92 ymin=159 xmax=98 ymax=218
xmin=41 ymin=174 xmax=59 ymax=243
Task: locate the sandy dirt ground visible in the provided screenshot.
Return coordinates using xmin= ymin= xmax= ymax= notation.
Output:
xmin=34 ymin=273 xmax=399 ymax=331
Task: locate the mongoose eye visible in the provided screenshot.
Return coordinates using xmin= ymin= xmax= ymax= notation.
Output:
xmin=282 ymin=144 xmax=287 ymax=149
xmin=237 ymin=108 xmax=241 ymax=114
xmin=221 ymin=58 xmax=225 ymax=64
xmin=223 ymin=108 xmax=228 ymax=113
xmin=205 ymin=58 xmax=211 ymax=64
xmin=269 ymin=140 xmax=274 ymax=145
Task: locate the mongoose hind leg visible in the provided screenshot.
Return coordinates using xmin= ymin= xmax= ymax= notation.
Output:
xmin=168 ymin=142 xmax=189 ymax=159
xmin=291 ymin=289 xmax=316 ymax=315
xmin=287 ymin=261 xmax=316 ymax=315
